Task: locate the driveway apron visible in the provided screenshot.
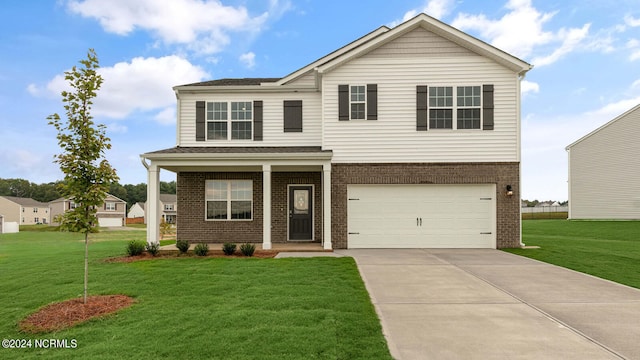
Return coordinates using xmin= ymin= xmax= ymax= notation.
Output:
xmin=335 ymin=249 xmax=640 ymax=360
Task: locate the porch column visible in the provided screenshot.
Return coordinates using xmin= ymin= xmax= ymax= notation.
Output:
xmin=147 ymin=164 xmax=160 ymax=245
xmin=323 ymin=163 xmax=332 ymax=250
xmin=262 ymin=164 xmax=272 ymax=250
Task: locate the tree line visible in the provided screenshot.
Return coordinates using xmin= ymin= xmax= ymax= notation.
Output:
xmin=0 ymin=178 xmax=176 ymax=210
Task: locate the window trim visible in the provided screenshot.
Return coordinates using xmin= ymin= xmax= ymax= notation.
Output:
xmin=349 ymin=85 xmax=367 ymax=120
xmin=164 ymin=204 xmax=175 ymax=211
xmin=427 ymin=85 xmax=483 ymax=131
xmin=105 ymin=202 xmax=116 ymax=211
xmin=206 ymin=101 xmax=254 ymax=141
xmin=205 ymin=179 xmax=253 ymax=221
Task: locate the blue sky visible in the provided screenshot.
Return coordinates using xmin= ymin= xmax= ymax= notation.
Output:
xmin=1 ymin=0 xmax=639 ymax=201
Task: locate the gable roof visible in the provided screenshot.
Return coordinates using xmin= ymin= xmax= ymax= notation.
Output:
xmin=566 ymin=103 xmax=640 ymax=150
xmin=49 ymin=193 xmax=126 ymax=204
xmin=0 ymin=196 xmax=49 ymax=207
xmin=175 ymin=13 xmax=531 ymax=93
xmin=159 ymin=194 xmax=177 ymax=203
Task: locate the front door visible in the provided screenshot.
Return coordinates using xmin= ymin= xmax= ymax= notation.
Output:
xmin=289 ymin=186 xmax=313 ymax=240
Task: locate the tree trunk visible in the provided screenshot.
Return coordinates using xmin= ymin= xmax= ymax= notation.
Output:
xmin=84 ymin=231 xmax=88 ymax=304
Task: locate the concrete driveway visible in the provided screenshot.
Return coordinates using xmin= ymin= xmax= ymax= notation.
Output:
xmin=335 ymin=249 xmax=640 ymax=360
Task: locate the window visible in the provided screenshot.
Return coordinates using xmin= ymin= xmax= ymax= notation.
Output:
xmin=164 ymin=204 xmax=174 ymax=211
xmin=206 ymin=180 xmax=252 ymax=220
xmin=34 ymin=217 xmax=39 ymax=223
xmin=207 ymin=101 xmax=252 ymax=140
xmin=69 ymin=202 xmax=77 ymax=209
xmin=350 ymin=86 xmax=366 ymax=119
xmin=457 ymin=86 xmax=481 ymax=129
xmin=105 ymin=202 xmax=116 ymax=211
xmin=33 ymin=208 xmax=38 ymax=213
xmin=427 ymin=86 xmax=482 ymax=130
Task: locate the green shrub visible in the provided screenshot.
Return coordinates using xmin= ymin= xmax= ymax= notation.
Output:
xmin=240 ymin=243 xmax=256 ymax=257
xmin=176 ymin=240 xmax=189 ymax=254
xmin=194 ymin=243 xmax=209 ymax=256
xmin=126 ymin=240 xmax=146 ymax=256
xmin=146 ymin=242 xmax=160 ymax=257
xmin=222 ymin=243 xmax=237 ymax=256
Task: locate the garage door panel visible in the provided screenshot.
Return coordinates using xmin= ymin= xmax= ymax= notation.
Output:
xmin=98 ymin=217 xmax=123 ymax=227
xmin=347 ymin=185 xmax=496 ymax=249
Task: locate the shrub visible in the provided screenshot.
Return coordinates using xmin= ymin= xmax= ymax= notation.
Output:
xmin=176 ymin=240 xmax=189 ymax=254
xmin=146 ymin=242 xmax=160 ymax=257
xmin=194 ymin=243 xmax=209 ymax=256
xmin=222 ymin=243 xmax=237 ymax=256
xmin=240 ymin=243 xmax=256 ymax=257
xmin=126 ymin=240 xmax=146 ymax=256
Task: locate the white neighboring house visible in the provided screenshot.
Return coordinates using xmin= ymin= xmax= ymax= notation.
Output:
xmin=127 ymin=194 xmax=177 ymax=224
xmin=566 ymin=104 xmax=640 ymax=219
xmin=0 ymin=196 xmax=51 ymax=225
xmin=50 ymin=193 xmax=127 ymax=227
xmin=128 ymin=202 xmax=145 ymax=219
xmin=141 ymin=13 xmax=532 ymax=249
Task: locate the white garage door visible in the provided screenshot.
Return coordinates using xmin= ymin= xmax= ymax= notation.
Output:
xmin=347 ymin=184 xmax=496 ymax=248
xmin=98 ymin=217 xmax=123 ymax=227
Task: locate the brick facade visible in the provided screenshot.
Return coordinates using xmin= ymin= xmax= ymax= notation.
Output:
xmin=177 ymin=171 xmax=322 ymax=244
xmin=330 ymin=162 xmax=521 ymax=249
xmin=177 ymin=162 xmax=520 ymax=249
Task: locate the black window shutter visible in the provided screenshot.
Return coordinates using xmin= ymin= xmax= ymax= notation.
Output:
xmin=195 ymin=101 xmax=206 ymax=141
xmin=284 ymin=100 xmax=303 ymax=132
xmin=366 ymin=84 xmax=377 ymax=120
xmin=254 ymin=100 xmax=263 ymax=141
xmin=483 ymin=84 xmax=494 ymax=130
xmin=338 ymin=85 xmax=349 ymax=121
xmin=416 ymin=86 xmax=428 ymax=131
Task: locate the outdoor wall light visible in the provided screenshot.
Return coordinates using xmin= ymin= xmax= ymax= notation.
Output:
xmin=506 ymin=185 xmax=514 ymax=196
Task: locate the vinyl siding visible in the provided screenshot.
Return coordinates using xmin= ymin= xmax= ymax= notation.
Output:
xmin=322 ymin=56 xmax=520 ymax=163
xmin=0 ymin=198 xmax=19 ymax=223
xmin=568 ymin=107 xmax=640 ymax=219
xmin=178 ymin=92 xmax=322 ymax=147
xmin=283 ymin=71 xmax=316 ymax=87
xmin=367 ymin=27 xmax=476 ymax=58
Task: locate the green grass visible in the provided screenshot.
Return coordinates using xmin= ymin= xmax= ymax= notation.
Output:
xmin=505 ymin=220 xmax=640 ymax=289
xmin=521 ymin=211 xmax=568 ymax=220
xmin=0 ymin=231 xmax=391 ymax=360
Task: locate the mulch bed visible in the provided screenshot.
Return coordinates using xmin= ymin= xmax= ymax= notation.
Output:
xmin=19 ymin=295 xmax=134 ymax=333
xmin=104 ymin=250 xmax=279 ymax=263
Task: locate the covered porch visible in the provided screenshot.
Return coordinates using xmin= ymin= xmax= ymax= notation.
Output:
xmin=140 ymin=147 xmax=333 ymax=250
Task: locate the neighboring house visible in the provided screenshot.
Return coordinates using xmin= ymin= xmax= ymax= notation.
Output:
xmin=126 ymin=194 xmax=178 ymax=224
xmin=0 ymin=196 xmax=51 ymax=225
xmin=50 ymin=193 xmax=127 ymax=227
xmin=141 ymin=14 xmax=532 ymax=249
xmin=128 ymin=202 xmax=145 ymax=219
xmin=566 ymin=104 xmax=640 ymax=220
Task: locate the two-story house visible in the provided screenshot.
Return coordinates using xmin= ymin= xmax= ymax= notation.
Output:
xmin=0 ymin=196 xmax=51 ymax=225
xmin=50 ymin=193 xmax=126 ymax=227
xmin=141 ymin=14 xmax=532 ymax=249
xmin=127 ymin=194 xmax=178 ymax=224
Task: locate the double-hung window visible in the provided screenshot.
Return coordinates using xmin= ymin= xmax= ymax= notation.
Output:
xmin=206 ymin=102 xmax=252 ymax=140
xmin=350 ymin=86 xmax=366 ymax=119
xmin=164 ymin=204 xmax=174 ymax=211
xmin=105 ymin=202 xmax=116 ymax=211
xmin=428 ymin=85 xmax=481 ymax=130
xmin=206 ymin=180 xmax=252 ymax=220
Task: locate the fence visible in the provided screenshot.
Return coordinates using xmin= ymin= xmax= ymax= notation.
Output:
xmin=521 ymin=206 xmax=568 ymax=220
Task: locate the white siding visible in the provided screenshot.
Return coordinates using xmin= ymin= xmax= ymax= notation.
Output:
xmin=283 ymin=71 xmax=316 ymax=87
xmin=178 ymin=92 xmax=322 ymax=147
xmin=367 ymin=27 xmax=475 ymax=58
xmin=568 ymin=106 xmax=640 ymax=219
xmin=322 ymin=56 xmax=520 ymax=163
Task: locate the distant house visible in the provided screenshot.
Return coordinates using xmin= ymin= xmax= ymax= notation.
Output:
xmin=566 ymin=104 xmax=640 ymax=219
xmin=50 ymin=193 xmax=127 ymax=227
xmin=126 ymin=194 xmax=177 ymax=224
xmin=0 ymin=196 xmax=51 ymax=225
xmin=128 ymin=202 xmax=145 ymax=219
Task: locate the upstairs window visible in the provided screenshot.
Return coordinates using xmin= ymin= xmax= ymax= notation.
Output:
xmin=164 ymin=204 xmax=174 ymax=211
xmin=350 ymin=86 xmax=366 ymax=120
xmin=422 ymin=85 xmax=484 ymax=130
xmin=105 ymin=202 xmax=116 ymax=211
xmin=206 ymin=101 xmax=253 ymax=140
xmin=457 ymin=86 xmax=481 ymax=129
xmin=429 ymin=86 xmax=453 ymax=129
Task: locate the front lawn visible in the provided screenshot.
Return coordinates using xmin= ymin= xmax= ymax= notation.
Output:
xmin=0 ymin=231 xmax=391 ymax=360
xmin=505 ymin=220 xmax=640 ymax=289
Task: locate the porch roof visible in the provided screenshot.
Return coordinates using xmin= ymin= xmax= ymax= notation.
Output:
xmin=141 ymin=146 xmax=333 ymax=172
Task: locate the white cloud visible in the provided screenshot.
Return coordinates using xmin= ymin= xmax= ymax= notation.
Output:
xmin=154 ymin=107 xmax=176 ymax=125
xmin=66 ymin=0 xmax=284 ymax=54
xmin=107 ymin=122 xmax=128 ymax=133
xmin=239 ymin=52 xmax=256 ymax=69
xmin=521 ymin=80 xmax=539 ymax=95
xmin=30 ymin=55 xmax=209 ymax=123
xmin=391 ymin=0 xmax=455 ymax=27
xmin=452 ymin=0 xmax=592 ymax=66
xmin=624 ymin=15 xmax=640 ymax=27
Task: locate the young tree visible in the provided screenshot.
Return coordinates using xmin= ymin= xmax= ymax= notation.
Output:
xmin=48 ymin=49 xmax=118 ymax=304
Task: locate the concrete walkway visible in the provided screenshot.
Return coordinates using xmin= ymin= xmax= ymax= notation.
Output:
xmin=334 ymin=249 xmax=640 ymax=360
